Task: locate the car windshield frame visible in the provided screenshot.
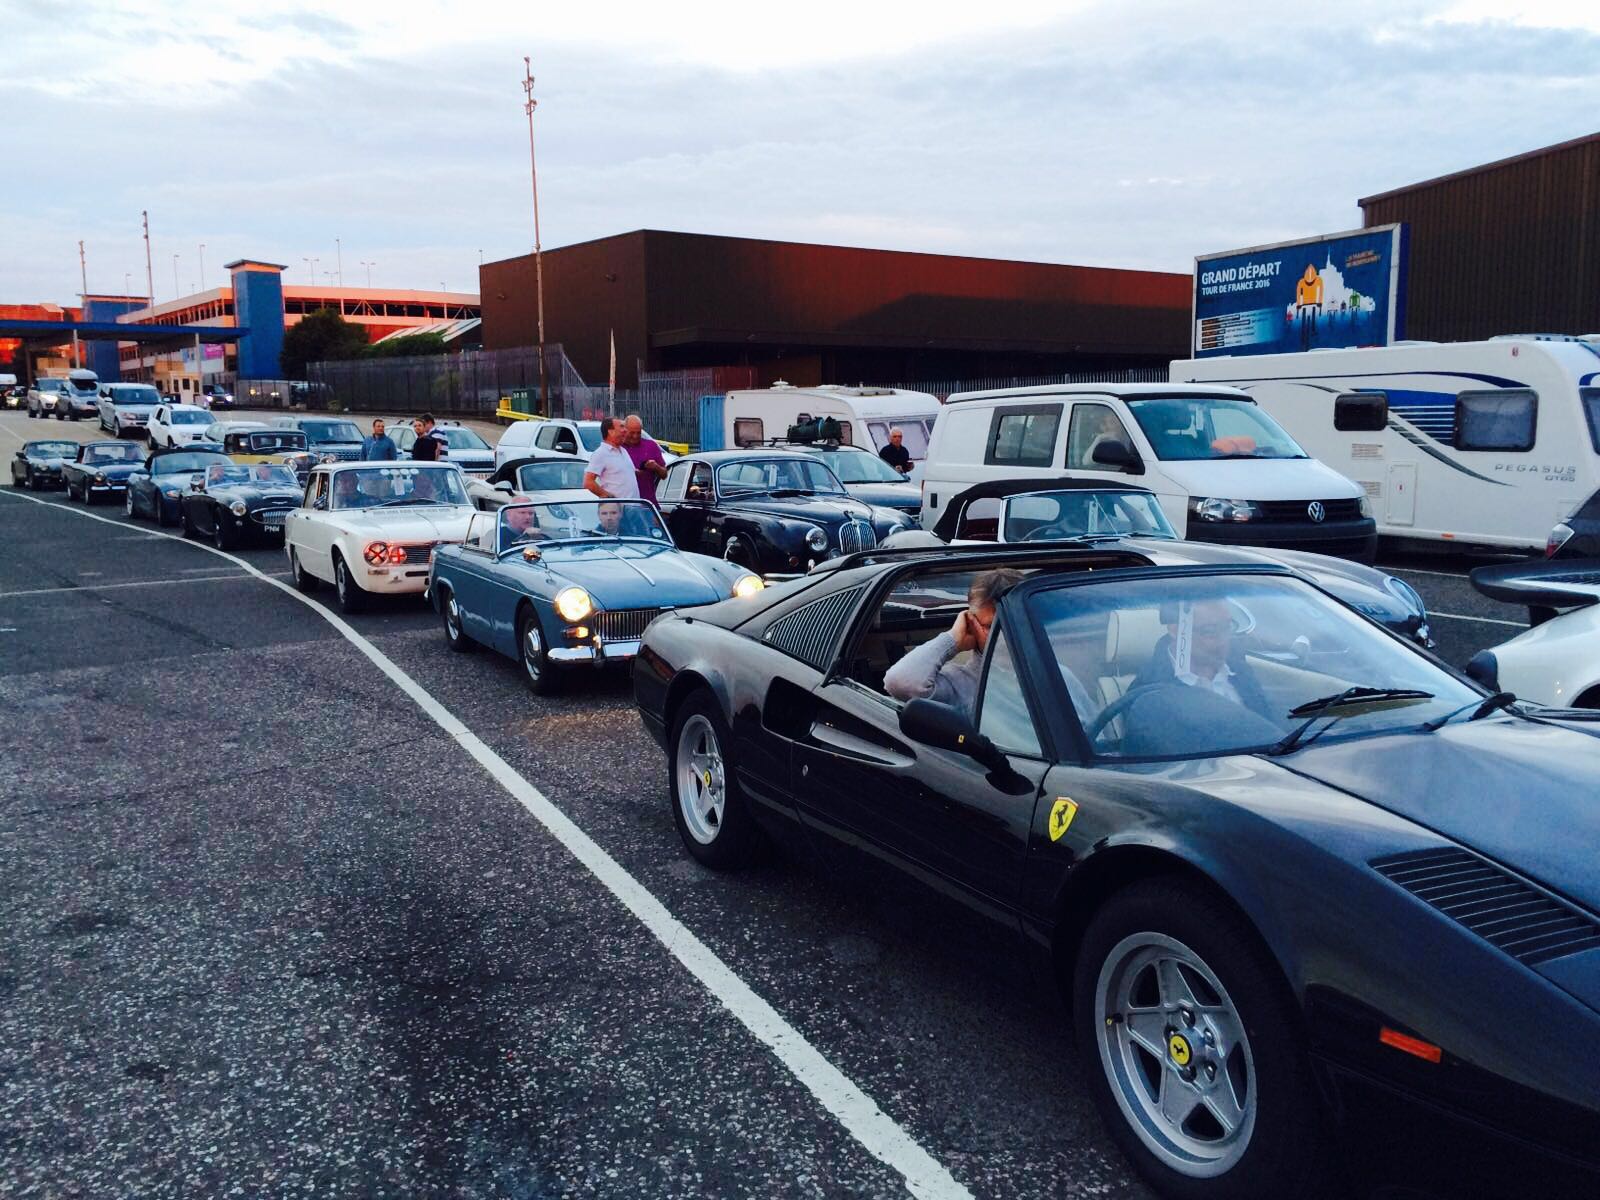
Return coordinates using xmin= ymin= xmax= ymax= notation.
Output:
xmin=327 ymin=465 xmax=470 ymax=510
xmin=1001 ymin=490 xmax=1178 ymax=543
xmin=1020 ymin=566 xmax=1479 ymax=763
xmin=1125 ymin=396 xmax=1310 ymax=462
xmin=715 ymin=457 xmax=848 ymax=497
xmin=82 ymin=443 xmax=144 ymax=464
xmin=30 ymin=442 xmax=79 ymax=458
xmin=205 ymin=464 xmax=299 ymax=487
xmin=496 ymin=498 xmax=670 ymax=549
xmin=151 ymin=452 xmax=230 ymax=476
xmin=247 ymin=432 xmax=307 ymax=451
xmin=170 ymin=409 xmax=211 ymax=425
xmin=514 ymin=461 xmax=589 ymax=492
xmin=300 ymin=420 xmax=363 ymax=443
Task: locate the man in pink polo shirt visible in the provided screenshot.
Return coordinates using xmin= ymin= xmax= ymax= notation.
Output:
xmin=624 ymin=414 xmax=668 ymax=506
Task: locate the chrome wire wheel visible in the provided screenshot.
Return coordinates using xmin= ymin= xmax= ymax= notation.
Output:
xmin=520 ymin=618 xmax=544 ymax=684
xmin=674 ymin=713 xmax=726 ymax=845
xmin=1094 ymin=932 xmax=1257 ymax=1178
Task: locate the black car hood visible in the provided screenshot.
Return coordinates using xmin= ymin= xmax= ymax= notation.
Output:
xmin=843 ymin=481 xmax=920 ymax=510
xmin=728 ymin=492 xmax=882 ymax=524
xmin=79 ymin=460 xmax=144 ymax=479
xmin=1281 ymin=719 xmax=1600 ymax=911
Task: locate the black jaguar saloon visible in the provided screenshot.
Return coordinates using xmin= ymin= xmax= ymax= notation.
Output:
xmin=177 ymin=462 xmax=302 ymax=548
xmin=634 ymin=542 xmax=1600 ymax=1200
xmin=656 ymin=450 xmax=915 ymax=573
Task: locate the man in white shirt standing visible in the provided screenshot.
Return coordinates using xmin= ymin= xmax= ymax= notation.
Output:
xmin=583 ymin=417 xmax=640 ymax=500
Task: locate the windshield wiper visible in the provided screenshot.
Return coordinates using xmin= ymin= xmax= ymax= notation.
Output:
xmin=1420 ymin=691 xmax=1518 ymax=732
xmin=377 ymin=497 xmax=448 ymax=507
xmin=1267 ymin=686 xmax=1436 ymax=756
xmin=767 ymin=488 xmax=812 ymax=497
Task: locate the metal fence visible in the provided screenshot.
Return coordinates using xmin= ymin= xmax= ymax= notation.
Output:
xmin=303 ymin=345 xmax=581 ymax=417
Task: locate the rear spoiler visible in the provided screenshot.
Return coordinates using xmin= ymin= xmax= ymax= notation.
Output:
xmin=1469 ymin=560 xmax=1600 ymax=611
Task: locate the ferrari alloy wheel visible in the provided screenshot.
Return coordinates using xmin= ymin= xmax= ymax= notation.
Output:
xmin=1074 ymin=879 xmax=1326 ymax=1200
xmin=668 ymin=691 xmax=762 ymax=869
xmin=333 ymin=553 xmax=365 ymax=614
xmin=289 ymin=548 xmax=318 ymax=593
xmin=441 ymin=587 xmax=473 ymax=652
xmin=517 ymin=609 xmax=555 ymax=694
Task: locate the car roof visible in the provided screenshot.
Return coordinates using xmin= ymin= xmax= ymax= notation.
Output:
xmin=504 ymin=452 xmax=589 ymax=469
xmin=165 ymin=402 xmax=209 ymax=412
xmin=946 ymin=383 xmax=1252 ymax=404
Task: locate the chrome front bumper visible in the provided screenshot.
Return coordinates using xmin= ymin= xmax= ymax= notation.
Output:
xmin=548 ymin=638 xmax=642 ymax=666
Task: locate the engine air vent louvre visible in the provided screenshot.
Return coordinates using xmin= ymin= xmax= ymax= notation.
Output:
xmin=1372 ymin=848 xmax=1600 ymax=966
xmin=762 ymin=586 xmax=863 ymax=670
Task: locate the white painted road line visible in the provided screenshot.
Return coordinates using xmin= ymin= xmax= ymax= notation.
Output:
xmin=0 ymin=489 xmax=973 ymax=1200
xmin=1429 ymin=610 xmax=1528 ymax=628
xmin=0 ymin=572 xmax=288 ymax=599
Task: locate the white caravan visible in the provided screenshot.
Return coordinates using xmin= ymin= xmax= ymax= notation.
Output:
xmin=1173 ymin=336 xmax=1600 ymax=551
xmin=702 ymin=384 xmax=941 ymax=464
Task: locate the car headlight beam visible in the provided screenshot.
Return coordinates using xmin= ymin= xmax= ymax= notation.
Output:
xmin=804 ymin=525 xmax=828 ymax=552
xmin=732 ymin=573 xmax=765 ymax=599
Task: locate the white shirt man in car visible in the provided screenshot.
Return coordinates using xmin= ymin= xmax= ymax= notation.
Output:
xmin=584 ymin=417 xmax=641 ymax=500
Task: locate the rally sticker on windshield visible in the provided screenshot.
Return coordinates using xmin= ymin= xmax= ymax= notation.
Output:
xmin=1048 ymin=797 xmax=1078 ymax=842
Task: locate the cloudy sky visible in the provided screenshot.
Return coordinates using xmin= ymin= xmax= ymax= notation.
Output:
xmin=3 ymin=0 xmax=1597 ymax=305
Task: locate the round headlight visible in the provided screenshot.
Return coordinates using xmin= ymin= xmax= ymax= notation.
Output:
xmin=732 ymin=573 xmax=765 ymax=600
xmin=554 ymin=586 xmax=593 ymax=623
xmin=93 ymin=473 xmax=107 ymax=483
xmin=1357 ymin=492 xmax=1372 ymax=518
xmin=804 ymin=525 xmax=828 ymax=552
xmin=363 ymin=541 xmax=390 ymax=565
xmin=230 ymin=500 xmax=248 ymax=516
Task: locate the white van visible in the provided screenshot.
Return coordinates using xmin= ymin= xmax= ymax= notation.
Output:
xmin=1173 ymin=336 xmax=1600 ymax=551
xmin=921 ymin=383 xmax=1375 ymax=559
xmin=699 ymin=384 xmax=941 ymax=465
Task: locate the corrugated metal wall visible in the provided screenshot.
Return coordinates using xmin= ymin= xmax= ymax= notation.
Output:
xmin=1360 ymin=133 xmax=1600 ymax=342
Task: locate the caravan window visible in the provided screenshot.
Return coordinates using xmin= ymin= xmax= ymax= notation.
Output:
xmin=986 ymin=404 xmax=1062 ymax=468
xmin=1455 ymin=390 xmax=1537 ymax=453
xmin=1581 ymin=388 xmax=1600 ymax=454
xmin=733 ymin=418 xmax=764 ymax=447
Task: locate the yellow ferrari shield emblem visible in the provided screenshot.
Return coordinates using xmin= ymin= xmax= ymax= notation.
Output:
xmin=1048 ymin=797 xmax=1078 ymax=842
xmin=1169 ymin=1033 xmax=1193 ymax=1067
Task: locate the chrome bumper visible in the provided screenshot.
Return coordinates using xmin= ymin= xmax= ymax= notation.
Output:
xmin=548 ymin=638 xmax=642 ymax=666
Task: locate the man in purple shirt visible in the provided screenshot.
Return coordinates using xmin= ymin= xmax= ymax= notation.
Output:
xmin=624 ymin=414 xmax=668 ymax=505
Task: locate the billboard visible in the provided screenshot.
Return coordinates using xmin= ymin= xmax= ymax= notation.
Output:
xmin=1192 ymin=224 xmax=1406 ymax=358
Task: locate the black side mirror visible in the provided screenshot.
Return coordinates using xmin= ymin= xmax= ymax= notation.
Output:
xmin=1091 ymin=440 xmax=1141 ymax=473
xmin=898 ymin=698 xmax=1004 ymax=765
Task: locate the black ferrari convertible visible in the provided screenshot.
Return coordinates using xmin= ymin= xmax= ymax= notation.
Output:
xmin=634 ymin=542 xmax=1600 ymax=1200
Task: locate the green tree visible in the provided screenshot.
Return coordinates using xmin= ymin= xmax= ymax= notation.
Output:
xmin=279 ymin=308 xmax=370 ymax=378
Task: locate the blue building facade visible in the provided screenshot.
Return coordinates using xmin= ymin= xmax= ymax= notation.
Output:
xmin=82 ymin=295 xmax=147 ymax=381
xmin=226 ymin=259 xmax=287 ymax=379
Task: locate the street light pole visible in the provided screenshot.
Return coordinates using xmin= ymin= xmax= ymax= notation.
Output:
xmin=74 ymin=240 xmax=87 ymax=368
xmin=335 ymin=237 xmax=344 ymax=314
xmin=360 ymin=261 xmax=373 ymax=288
xmin=141 ymin=210 xmax=154 ymax=306
xmin=523 ymin=55 xmax=548 ymax=415
xmin=198 ymin=243 xmax=206 ymax=292
xmin=172 ymin=254 xmax=180 ymax=303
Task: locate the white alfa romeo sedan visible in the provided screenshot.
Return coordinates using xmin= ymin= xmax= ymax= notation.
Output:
xmin=284 ymin=462 xmax=476 ymax=613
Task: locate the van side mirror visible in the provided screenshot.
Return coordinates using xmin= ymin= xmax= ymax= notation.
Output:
xmin=1091 ymin=440 xmax=1141 ymax=473
xmin=1335 ymin=392 xmax=1388 ymax=432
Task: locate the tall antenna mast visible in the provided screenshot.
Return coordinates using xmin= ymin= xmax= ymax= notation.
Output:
xmin=523 ymin=56 xmax=548 ymax=415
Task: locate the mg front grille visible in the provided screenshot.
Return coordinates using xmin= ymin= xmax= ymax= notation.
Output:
xmin=594 ymin=608 xmax=669 ymax=642
xmin=838 ymin=519 xmax=877 ymax=555
xmin=1373 ymin=848 xmax=1600 ymax=966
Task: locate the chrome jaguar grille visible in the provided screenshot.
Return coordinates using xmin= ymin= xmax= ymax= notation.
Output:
xmin=838 ymin=518 xmax=877 ymax=556
xmin=594 ymin=607 xmax=670 ymax=642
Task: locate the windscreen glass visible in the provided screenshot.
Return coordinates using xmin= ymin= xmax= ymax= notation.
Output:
xmin=439 ymin=428 xmax=490 ymax=450
xmin=152 ymin=452 xmax=229 ymax=475
xmin=83 ymin=443 xmax=144 ymax=463
xmin=515 ymin=461 xmax=588 ymax=492
xmin=329 ymin=466 xmax=469 ymax=509
xmin=172 ymin=409 xmax=211 ymax=425
xmin=112 ymin=385 xmax=161 ymax=404
xmin=302 ymin=420 xmax=363 ymax=442
xmin=814 ymin=449 xmax=907 ymax=483
xmin=1126 ymin=398 xmax=1308 ymax=461
xmin=716 ymin=457 xmax=846 ymax=496
xmin=1003 ymin=491 xmax=1176 ymax=542
xmin=499 ymin=499 xmax=668 ymax=544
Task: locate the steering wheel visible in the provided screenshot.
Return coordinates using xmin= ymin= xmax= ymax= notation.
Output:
xmin=1020 ymin=520 xmax=1081 ymax=543
xmin=1083 ymin=684 xmax=1161 ymax=745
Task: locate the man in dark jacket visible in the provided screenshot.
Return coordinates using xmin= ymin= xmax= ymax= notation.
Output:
xmin=878 ymin=428 xmax=912 ymax=474
xmin=410 ymin=414 xmax=447 ymax=462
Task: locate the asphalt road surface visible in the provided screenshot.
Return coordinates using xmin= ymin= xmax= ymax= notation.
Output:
xmin=0 ymin=411 xmax=1541 ymax=1198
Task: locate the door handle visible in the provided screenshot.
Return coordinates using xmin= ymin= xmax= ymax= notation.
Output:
xmin=808 ymin=720 xmax=915 ymax=767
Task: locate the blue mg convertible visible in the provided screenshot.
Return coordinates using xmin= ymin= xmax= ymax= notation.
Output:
xmin=429 ymin=494 xmax=766 ymax=693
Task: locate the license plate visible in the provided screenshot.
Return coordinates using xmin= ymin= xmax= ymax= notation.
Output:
xmin=260 ymin=514 xmax=285 ymax=527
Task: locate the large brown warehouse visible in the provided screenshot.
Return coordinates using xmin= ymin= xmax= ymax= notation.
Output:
xmin=479 ymin=230 xmax=1191 ymax=390
xmin=1360 ymin=130 xmax=1600 ymax=343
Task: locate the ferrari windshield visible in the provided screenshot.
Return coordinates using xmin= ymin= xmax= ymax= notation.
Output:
xmin=499 ymin=499 xmax=668 ymax=545
xmin=716 ymin=457 xmax=846 ymax=496
xmin=1126 ymin=397 xmax=1308 ymax=461
xmin=329 ymin=465 xmax=468 ymax=509
xmin=1003 ymin=491 xmax=1176 ymax=542
xmin=514 ymin=460 xmax=588 ymax=492
xmin=805 ymin=448 xmax=908 ymax=484
xmin=1031 ymin=572 xmax=1477 ymax=760
xmin=82 ymin=443 xmax=144 ymax=464
xmin=151 ymin=452 xmax=229 ymax=475
xmin=204 ymin=464 xmax=297 ymax=486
